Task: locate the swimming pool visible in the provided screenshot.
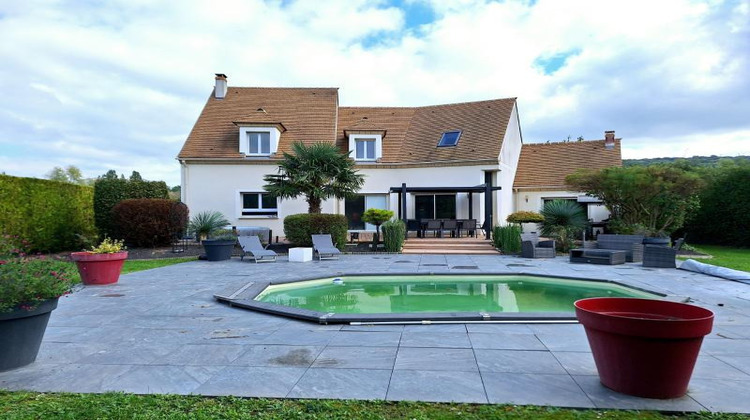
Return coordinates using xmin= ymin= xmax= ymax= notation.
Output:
xmin=217 ymin=274 xmax=662 ymax=324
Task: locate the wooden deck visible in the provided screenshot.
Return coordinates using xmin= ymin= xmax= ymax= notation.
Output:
xmin=402 ymin=237 xmax=499 ymax=255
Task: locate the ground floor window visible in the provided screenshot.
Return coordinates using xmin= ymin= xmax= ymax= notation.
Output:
xmin=241 ymin=192 xmax=278 ymax=217
xmin=345 ymin=194 xmax=387 ymax=230
xmin=415 ymin=194 xmax=456 ymax=220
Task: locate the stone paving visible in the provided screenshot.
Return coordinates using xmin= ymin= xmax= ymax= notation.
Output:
xmin=2 ymin=254 xmax=749 ymax=413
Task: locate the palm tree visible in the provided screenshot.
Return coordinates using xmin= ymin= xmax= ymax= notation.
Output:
xmin=263 ymin=142 xmax=365 ymax=213
xmin=539 ymin=200 xmax=588 ymax=252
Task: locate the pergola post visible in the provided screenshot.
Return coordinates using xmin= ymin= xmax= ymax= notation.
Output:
xmin=484 ymin=182 xmax=493 ymax=238
xmin=468 ymin=193 xmax=473 ymax=220
xmin=401 ymin=183 xmax=408 ymax=239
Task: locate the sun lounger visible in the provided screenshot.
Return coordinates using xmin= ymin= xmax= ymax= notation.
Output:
xmin=238 ymin=235 xmax=277 ymax=263
xmin=311 ymin=234 xmax=341 ymax=260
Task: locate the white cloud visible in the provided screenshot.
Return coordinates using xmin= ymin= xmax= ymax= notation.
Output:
xmin=0 ymin=0 xmax=748 ymax=187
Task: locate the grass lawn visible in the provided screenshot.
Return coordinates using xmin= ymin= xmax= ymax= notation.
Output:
xmin=121 ymin=256 xmax=198 ymax=274
xmin=0 ymin=392 xmax=745 ymax=420
xmin=680 ymin=245 xmax=750 ymax=272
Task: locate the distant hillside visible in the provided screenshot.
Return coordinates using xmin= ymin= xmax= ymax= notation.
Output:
xmin=623 ymin=155 xmax=750 ymax=167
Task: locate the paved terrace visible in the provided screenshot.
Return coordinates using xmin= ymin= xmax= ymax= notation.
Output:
xmin=1 ymin=255 xmax=749 ymax=413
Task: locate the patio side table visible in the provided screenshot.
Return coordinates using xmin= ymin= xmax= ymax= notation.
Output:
xmin=289 ymin=247 xmax=313 ymax=262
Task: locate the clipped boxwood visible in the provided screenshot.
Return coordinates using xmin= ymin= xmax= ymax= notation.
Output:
xmin=284 ymin=213 xmax=347 ymax=249
xmin=111 ymin=199 xmax=188 ymax=247
xmin=506 ymin=211 xmax=545 ymax=224
xmin=0 ymin=174 xmax=97 ymax=252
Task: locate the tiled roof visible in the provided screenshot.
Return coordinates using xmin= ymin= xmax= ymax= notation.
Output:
xmin=178 ymin=87 xmax=338 ymax=159
xmin=513 ymin=139 xmax=622 ymax=189
xmin=338 ymin=98 xmax=517 ymax=164
xmin=179 ymin=86 xmax=517 ymax=165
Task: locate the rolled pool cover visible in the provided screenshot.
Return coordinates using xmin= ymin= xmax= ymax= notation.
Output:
xmin=679 ymin=259 xmax=750 ymax=283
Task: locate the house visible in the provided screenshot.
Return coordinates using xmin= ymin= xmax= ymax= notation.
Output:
xmin=178 ymin=74 xmax=621 ymax=238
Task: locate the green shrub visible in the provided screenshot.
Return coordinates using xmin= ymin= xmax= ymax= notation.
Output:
xmin=382 ymin=219 xmax=406 ymax=252
xmin=0 ymin=174 xmax=97 ymax=252
xmin=362 ymin=208 xmax=394 ymax=247
xmin=93 ymin=172 xmax=169 ymax=238
xmin=492 ymin=224 xmax=521 ymax=254
xmin=284 ymin=213 xmax=347 ymax=249
xmin=111 ymin=199 xmax=188 ymax=247
xmin=686 ymin=165 xmax=750 ymax=247
xmin=187 ymin=211 xmax=230 ymax=240
xmin=540 ymin=199 xmax=588 ymax=252
xmin=506 ymin=211 xmax=545 ymax=224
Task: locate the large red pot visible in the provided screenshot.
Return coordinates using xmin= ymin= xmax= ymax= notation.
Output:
xmin=575 ymin=297 xmax=713 ymax=399
xmin=70 ymin=251 xmax=128 ymax=285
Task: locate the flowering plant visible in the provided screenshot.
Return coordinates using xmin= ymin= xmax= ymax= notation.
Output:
xmin=88 ymin=237 xmax=126 ymax=254
xmin=0 ymin=235 xmax=79 ymax=313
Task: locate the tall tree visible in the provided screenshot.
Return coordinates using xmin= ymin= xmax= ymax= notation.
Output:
xmin=45 ymin=165 xmax=86 ymax=184
xmin=263 ymin=142 xmax=365 ymax=213
xmin=566 ymin=165 xmax=704 ymax=236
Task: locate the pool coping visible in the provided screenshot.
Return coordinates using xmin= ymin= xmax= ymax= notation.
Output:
xmin=213 ymin=272 xmax=666 ymax=324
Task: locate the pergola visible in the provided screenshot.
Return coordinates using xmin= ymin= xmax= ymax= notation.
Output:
xmin=389 ymin=183 xmax=503 ymax=238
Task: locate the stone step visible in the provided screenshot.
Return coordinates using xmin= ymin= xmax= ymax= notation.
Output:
xmin=402 ymin=248 xmax=499 ymax=255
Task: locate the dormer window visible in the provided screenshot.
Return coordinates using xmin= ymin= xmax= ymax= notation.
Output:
xmin=438 ymin=130 xmax=462 ymax=147
xmin=248 ymin=132 xmax=271 ymax=155
xmin=237 ymin=125 xmax=282 ymax=156
xmin=348 ymin=134 xmax=382 ymax=161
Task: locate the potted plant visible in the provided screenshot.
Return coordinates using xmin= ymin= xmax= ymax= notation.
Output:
xmin=70 ymin=237 xmax=128 ymax=285
xmin=201 ymin=229 xmax=237 ymax=261
xmin=0 ymin=235 xmax=78 ymax=371
xmin=361 ymin=208 xmax=394 ymax=250
xmin=575 ymin=297 xmax=714 ymax=399
xmin=188 ymin=211 xmax=235 ymax=261
xmin=188 ymin=211 xmax=231 ymax=242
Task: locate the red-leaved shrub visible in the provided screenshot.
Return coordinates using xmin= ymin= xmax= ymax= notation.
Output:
xmin=111 ymin=199 xmax=188 ymax=247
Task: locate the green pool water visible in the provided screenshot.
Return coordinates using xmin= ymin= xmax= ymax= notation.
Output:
xmin=255 ymin=275 xmax=657 ymax=314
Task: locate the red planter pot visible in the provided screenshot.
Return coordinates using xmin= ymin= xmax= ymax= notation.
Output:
xmin=71 ymin=251 xmax=128 ymax=285
xmin=575 ymin=297 xmax=714 ymax=399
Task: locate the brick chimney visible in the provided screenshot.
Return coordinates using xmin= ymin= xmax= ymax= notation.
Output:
xmin=214 ymin=73 xmax=227 ymax=99
xmin=604 ymin=130 xmax=615 ymax=150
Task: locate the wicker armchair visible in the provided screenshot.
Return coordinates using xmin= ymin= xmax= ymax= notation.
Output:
xmin=642 ymin=238 xmax=684 ymax=268
xmin=520 ymin=233 xmax=556 ymax=258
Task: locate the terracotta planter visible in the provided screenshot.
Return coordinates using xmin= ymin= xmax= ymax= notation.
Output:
xmin=575 ymin=297 xmax=713 ymax=399
xmin=202 ymin=240 xmax=235 ymax=261
xmin=71 ymin=251 xmax=128 ymax=285
xmin=0 ymin=298 xmax=58 ymax=371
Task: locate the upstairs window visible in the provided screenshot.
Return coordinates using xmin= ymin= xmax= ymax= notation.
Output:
xmin=349 ymin=134 xmax=381 ymax=161
xmin=241 ymin=192 xmax=278 ymax=217
xmin=438 ymin=130 xmax=462 ymax=147
xmin=355 ymin=139 xmax=376 ymax=160
xmin=248 ymin=132 xmax=271 ymax=155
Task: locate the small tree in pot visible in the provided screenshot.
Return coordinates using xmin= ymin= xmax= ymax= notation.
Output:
xmin=362 ymin=209 xmax=394 ymax=250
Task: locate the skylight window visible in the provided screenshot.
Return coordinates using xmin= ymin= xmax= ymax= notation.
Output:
xmin=438 ymin=131 xmax=461 ymax=147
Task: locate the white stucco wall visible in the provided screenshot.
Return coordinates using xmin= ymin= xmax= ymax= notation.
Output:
xmin=181 ymin=163 xmax=335 ymax=235
xmin=496 ymin=103 xmax=523 ymax=225
xmin=182 ymin=162 xmax=504 ymax=236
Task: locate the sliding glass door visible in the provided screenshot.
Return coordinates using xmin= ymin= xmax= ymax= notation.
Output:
xmin=345 ymin=195 xmax=388 ymax=230
xmin=415 ymin=194 xmax=456 ymax=219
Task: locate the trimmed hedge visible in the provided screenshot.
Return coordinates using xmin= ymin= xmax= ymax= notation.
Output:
xmin=686 ymin=166 xmax=750 ymax=247
xmin=506 ymin=211 xmax=544 ymax=224
xmin=0 ymin=174 xmax=96 ymax=252
xmin=284 ymin=213 xmax=347 ymax=249
xmin=111 ymin=199 xmax=188 ymax=247
xmin=94 ymin=175 xmax=169 ymax=238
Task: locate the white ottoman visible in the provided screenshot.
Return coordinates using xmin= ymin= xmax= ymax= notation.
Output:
xmin=288 ymin=247 xmax=313 ymax=262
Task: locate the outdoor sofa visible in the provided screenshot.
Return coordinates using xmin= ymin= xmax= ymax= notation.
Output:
xmin=586 ymin=234 xmax=644 ymax=262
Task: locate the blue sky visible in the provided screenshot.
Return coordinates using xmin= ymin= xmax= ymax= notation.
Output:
xmin=0 ymin=0 xmax=748 ymax=186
